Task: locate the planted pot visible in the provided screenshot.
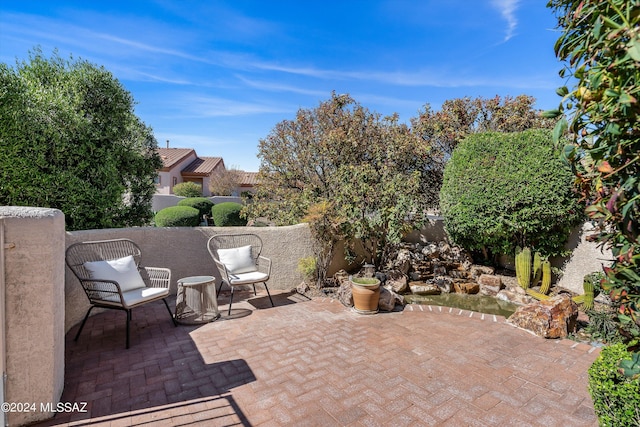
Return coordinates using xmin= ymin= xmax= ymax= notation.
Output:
xmin=351 ymin=277 xmax=381 ymax=314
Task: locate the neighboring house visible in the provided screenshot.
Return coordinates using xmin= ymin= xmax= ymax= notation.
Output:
xmin=156 ymin=148 xmax=225 ymax=197
xmin=236 ymin=171 xmax=259 ymax=196
xmin=155 ymin=147 xmax=258 ymax=197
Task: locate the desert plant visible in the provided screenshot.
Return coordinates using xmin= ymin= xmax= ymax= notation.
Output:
xmin=440 ymin=129 xmax=583 ymax=261
xmin=173 ymin=182 xmax=202 ymax=197
xmin=154 ymin=206 xmax=200 ymax=227
xmin=585 ymin=308 xmax=624 ymax=345
xmin=177 ymin=197 xmax=214 ymax=218
xmin=211 ymin=202 xmax=246 ymax=226
xmin=515 ymin=247 xmax=532 ymax=289
xmin=540 ymin=260 xmax=552 ymax=294
xmin=297 ymin=256 xmax=317 ymax=282
xmin=588 ymin=343 xmax=640 ymax=426
xmin=583 ymin=278 xmax=595 ymax=311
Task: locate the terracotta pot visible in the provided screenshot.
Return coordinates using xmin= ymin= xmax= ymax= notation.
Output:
xmin=351 ymin=278 xmax=381 ymax=314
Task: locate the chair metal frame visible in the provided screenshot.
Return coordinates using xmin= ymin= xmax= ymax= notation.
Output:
xmin=207 ymin=233 xmax=274 ymax=315
xmin=66 ymin=238 xmax=176 ymax=348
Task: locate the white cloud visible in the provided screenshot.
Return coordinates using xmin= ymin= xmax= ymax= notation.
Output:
xmin=491 ymin=0 xmax=520 ymax=42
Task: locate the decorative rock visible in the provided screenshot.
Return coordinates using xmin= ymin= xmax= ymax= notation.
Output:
xmin=470 ymin=265 xmax=495 ymax=278
xmin=334 ymin=269 xmax=350 ymax=286
xmin=378 ymin=287 xmax=397 ymax=311
xmin=432 ymin=276 xmax=452 ymax=293
xmin=496 ymin=289 xmax=534 ymax=306
xmin=296 ymin=281 xmax=310 ymax=294
xmin=409 ymin=282 xmax=441 ymax=295
xmin=478 ymin=274 xmax=502 ymax=288
xmin=384 ymin=270 xmax=408 ymax=293
xmin=507 ymin=294 xmax=578 ymax=338
xmin=337 ymin=280 xmax=353 ymax=307
xmin=453 ymin=282 xmax=480 ymax=294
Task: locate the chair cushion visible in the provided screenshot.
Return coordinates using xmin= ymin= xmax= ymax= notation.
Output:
xmin=217 ymin=245 xmax=257 ymax=274
xmin=229 ymin=271 xmax=269 ymax=285
xmin=121 ymin=287 xmax=169 ymax=307
xmin=84 ymin=255 xmax=146 ymax=293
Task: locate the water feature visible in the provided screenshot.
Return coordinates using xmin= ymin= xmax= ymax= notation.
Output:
xmin=404 ymin=293 xmax=518 ymax=318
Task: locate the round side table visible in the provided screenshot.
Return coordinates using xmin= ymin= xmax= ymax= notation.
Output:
xmin=175 ymin=275 xmax=220 ymax=324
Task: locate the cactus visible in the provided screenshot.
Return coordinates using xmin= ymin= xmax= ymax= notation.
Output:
xmin=526 ymin=288 xmax=551 ymax=301
xmin=532 ymin=252 xmax=542 ymax=287
xmin=540 ymin=260 xmax=552 ymax=294
xmin=583 ymin=277 xmax=595 ymax=310
xmin=515 ymin=247 xmax=532 ymax=289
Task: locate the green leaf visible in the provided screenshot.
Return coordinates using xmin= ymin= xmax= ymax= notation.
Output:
xmin=553 ymin=118 xmax=568 ymax=144
xmin=628 ymin=39 xmax=640 ymax=61
xmin=541 ymin=109 xmax=561 ymax=118
xmin=556 ymin=86 xmax=569 ymax=97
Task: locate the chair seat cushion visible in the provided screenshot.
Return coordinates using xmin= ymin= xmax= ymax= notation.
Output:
xmin=229 ymin=271 xmax=269 ymax=285
xmin=84 ymin=255 xmax=146 ymax=292
xmin=103 ymin=286 xmax=169 ymax=307
xmin=217 ymin=245 xmax=256 ymax=274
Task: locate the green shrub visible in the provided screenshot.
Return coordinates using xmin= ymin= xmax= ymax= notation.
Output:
xmin=154 ymin=206 xmax=200 ymax=227
xmin=177 ymin=197 xmax=214 ymax=217
xmin=439 ymin=129 xmax=583 ymax=259
xmin=211 ymin=202 xmax=246 ymax=226
xmin=588 ymin=343 xmax=640 ymax=426
xmin=173 ymin=182 xmax=202 ymax=197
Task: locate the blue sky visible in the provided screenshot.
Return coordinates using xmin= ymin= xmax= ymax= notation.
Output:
xmin=1 ymin=1 xmax=565 ymax=171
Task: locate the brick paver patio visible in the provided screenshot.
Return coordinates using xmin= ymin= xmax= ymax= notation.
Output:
xmin=33 ymin=290 xmax=600 ymax=426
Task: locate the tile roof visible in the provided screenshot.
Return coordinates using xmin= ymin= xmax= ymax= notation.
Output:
xmin=157 ymin=148 xmax=195 ymax=170
xmin=238 ymin=171 xmax=259 ymax=186
xmin=181 ymin=156 xmax=223 ymax=176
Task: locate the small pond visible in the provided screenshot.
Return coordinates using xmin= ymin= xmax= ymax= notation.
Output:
xmin=404 ymin=293 xmax=518 ymax=318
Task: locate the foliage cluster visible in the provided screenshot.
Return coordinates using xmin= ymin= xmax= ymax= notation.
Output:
xmin=209 ymin=167 xmax=240 ymax=196
xmin=245 ymin=93 xmax=438 ymax=282
xmin=588 ymin=343 xmax=640 ymax=427
xmin=177 ymin=197 xmax=213 ymax=217
xmin=0 ymin=49 xmax=161 ymax=230
xmin=172 ymin=182 xmax=202 ymax=198
xmin=547 ymin=0 xmax=640 ymax=326
xmin=212 ymin=202 xmax=246 ymax=226
xmin=154 ymin=206 xmax=200 ymax=227
xmin=411 ymin=95 xmax=555 ymax=182
xmin=440 ymin=129 xmax=583 ymax=259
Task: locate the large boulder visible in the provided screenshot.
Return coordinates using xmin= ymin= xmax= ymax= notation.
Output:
xmin=507 ymin=294 xmax=578 ymax=338
xmin=384 ymin=270 xmax=408 ymax=293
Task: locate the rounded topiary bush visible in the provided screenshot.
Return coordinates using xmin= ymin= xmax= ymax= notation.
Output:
xmin=177 ymin=197 xmax=214 ymax=217
xmin=588 ymin=343 xmax=640 ymax=426
xmin=439 ymin=129 xmax=583 ymax=258
xmin=154 ymin=206 xmax=200 ymax=227
xmin=211 ymin=202 xmax=246 ymax=226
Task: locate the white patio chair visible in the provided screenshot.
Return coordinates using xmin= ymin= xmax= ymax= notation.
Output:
xmin=207 ymin=233 xmax=274 ymax=315
xmin=66 ymin=238 xmax=176 ymax=349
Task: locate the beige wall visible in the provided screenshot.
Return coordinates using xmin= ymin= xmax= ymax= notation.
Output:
xmin=0 ymin=207 xmax=65 ymax=426
xmin=65 ymin=224 xmax=314 ymax=333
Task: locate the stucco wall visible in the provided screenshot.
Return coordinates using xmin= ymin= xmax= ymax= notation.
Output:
xmin=0 ymin=207 xmax=65 ymax=426
xmin=65 ymin=224 xmax=314 ymax=333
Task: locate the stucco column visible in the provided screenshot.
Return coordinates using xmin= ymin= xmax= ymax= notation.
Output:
xmin=0 ymin=207 xmax=65 ymax=426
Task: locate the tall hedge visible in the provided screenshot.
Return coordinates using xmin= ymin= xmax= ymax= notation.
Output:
xmin=439 ymin=129 xmax=583 ymax=258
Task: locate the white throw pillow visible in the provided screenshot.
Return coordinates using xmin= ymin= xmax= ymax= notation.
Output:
xmin=84 ymin=255 xmax=146 ymax=293
xmin=217 ymin=245 xmax=256 ymax=274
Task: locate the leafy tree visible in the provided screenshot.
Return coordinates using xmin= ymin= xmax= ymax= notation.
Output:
xmin=547 ymin=0 xmax=640 ymax=327
xmin=0 ymin=49 xmax=161 ymax=230
xmin=411 ymin=95 xmax=555 ymax=190
xmin=173 ymin=181 xmax=202 ymax=197
xmin=440 ymin=129 xmax=583 ymax=260
xmin=209 ymin=166 xmax=240 ymax=196
xmin=246 ymin=93 xmax=438 ymax=282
